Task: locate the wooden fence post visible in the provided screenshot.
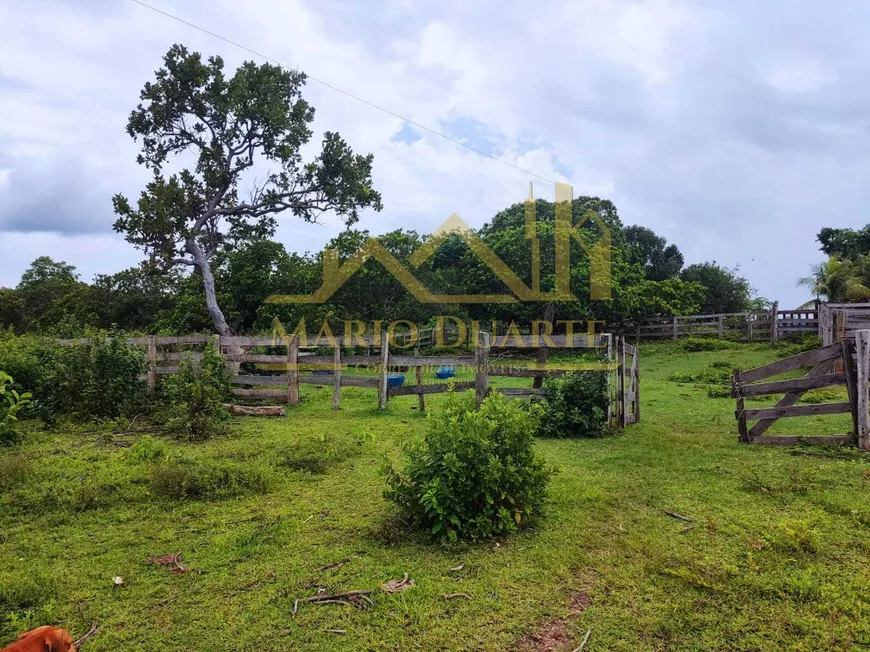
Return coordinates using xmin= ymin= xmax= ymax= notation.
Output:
xmin=734 ymin=369 xmax=748 ymax=443
xmin=842 ymin=338 xmax=859 ymax=444
xmin=378 ymin=331 xmax=390 ymax=410
xmin=769 ymin=301 xmax=779 ymax=344
xmin=718 ymin=315 xmax=724 ymax=339
xmin=672 ymin=316 xmax=678 ymax=340
xmin=820 ymin=303 xmax=832 ymax=345
xmin=635 ymin=349 xmax=641 ymax=424
xmin=605 ymin=334 xmax=613 ymax=424
xmin=414 ymin=343 xmax=425 ymax=413
xmin=855 ymin=330 xmax=870 ymax=451
xmin=747 ymin=316 xmax=753 ymax=342
xmin=287 ymin=335 xmax=299 ymax=406
xmin=836 ymin=310 xmax=847 ymax=372
xmin=147 ymin=335 xmax=158 ymax=394
xmin=332 ymin=346 xmax=342 ymax=410
xmin=474 ymin=331 xmax=490 ymax=407
xmin=619 ymin=337 xmax=627 ymax=428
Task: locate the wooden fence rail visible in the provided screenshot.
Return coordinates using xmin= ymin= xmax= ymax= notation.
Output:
xmin=57 ymin=332 xmax=639 ymax=429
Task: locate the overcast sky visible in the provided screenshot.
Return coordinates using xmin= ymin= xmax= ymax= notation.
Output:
xmin=2 ymin=0 xmax=869 ymax=308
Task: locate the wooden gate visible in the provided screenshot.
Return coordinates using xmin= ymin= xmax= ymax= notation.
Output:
xmin=614 ymin=337 xmax=640 ymax=426
xmin=731 ymin=341 xmax=857 ymax=446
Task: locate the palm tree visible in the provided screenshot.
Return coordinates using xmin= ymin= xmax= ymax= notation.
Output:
xmin=798 ymin=255 xmax=870 ymax=302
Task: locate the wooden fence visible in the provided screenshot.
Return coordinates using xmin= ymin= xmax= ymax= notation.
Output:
xmin=59 ymin=332 xmax=639 ymax=427
xmin=623 ymin=304 xmax=819 ymax=342
xmin=732 ymin=335 xmax=868 ymax=448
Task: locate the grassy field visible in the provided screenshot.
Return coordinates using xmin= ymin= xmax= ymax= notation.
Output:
xmin=2 ymin=341 xmax=870 ymax=651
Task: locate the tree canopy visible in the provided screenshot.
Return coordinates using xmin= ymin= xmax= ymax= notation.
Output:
xmin=113 ymin=44 xmax=382 ymax=335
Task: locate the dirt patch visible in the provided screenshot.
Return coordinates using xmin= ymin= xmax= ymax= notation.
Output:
xmin=514 ymin=590 xmax=592 ymax=651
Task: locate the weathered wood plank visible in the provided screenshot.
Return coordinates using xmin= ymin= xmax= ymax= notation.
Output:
xmin=749 ymin=434 xmax=853 ymax=446
xmin=287 ymin=335 xmax=299 ymax=406
xmin=735 ymin=373 xmax=846 ymax=397
xmin=231 ymin=389 xmax=288 ymax=399
xmin=739 ymin=343 xmax=842 ymax=383
xmin=497 ymin=387 xmax=545 ymax=397
xmin=741 ymin=402 xmax=852 ymax=420
xmin=841 ymin=339 xmax=859 ymax=441
xmin=487 ymin=368 xmax=568 ymax=378
xmin=232 ymin=375 xmax=288 ymax=386
xmin=389 ymin=355 xmax=474 ymax=367
xmin=856 ymin=330 xmax=870 ymax=450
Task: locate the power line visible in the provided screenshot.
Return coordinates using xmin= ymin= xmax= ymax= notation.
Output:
xmin=128 ymin=0 xmax=765 ymax=266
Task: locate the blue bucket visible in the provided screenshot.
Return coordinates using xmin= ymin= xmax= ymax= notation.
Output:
xmin=387 ymin=374 xmax=405 ymax=387
xmin=435 ymin=366 xmax=455 ymax=380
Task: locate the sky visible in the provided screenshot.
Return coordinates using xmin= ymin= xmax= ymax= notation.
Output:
xmin=2 ymin=0 xmax=870 ymax=309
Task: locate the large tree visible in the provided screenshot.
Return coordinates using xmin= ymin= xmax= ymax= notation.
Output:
xmin=623 ymin=225 xmax=684 ymax=281
xmin=680 ymin=262 xmax=753 ymax=314
xmin=113 ymin=45 xmax=382 ymax=335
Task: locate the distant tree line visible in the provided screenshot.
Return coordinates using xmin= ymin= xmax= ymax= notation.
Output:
xmin=0 ymin=205 xmax=758 ymax=337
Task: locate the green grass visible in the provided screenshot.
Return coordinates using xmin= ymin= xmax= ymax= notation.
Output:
xmin=2 ymin=342 xmax=870 ymax=650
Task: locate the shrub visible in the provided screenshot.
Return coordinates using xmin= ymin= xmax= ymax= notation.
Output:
xmin=537 ymin=371 xmax=610 ymax=438
xmin=157 ymin=345 xmax=231 ymax=441
xmin=0 ymin=372 xmax=32 ymax=445
xmin=129 ymin=435 xmax=171 ymax=463
xmin=384 ymin=392 xmax=551 ymax=543
xmin=277 ymin=434 xmax=362 ymax=474
xmin=150 ymin=455 xmax=273 ymax=500
xmin=0 ymin=334 xmax=147 ymax=422
xmin=776 ymin=335 xmax=822 ymax=359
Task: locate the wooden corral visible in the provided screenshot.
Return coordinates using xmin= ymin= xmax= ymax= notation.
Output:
xmin=60 ymin=331 xmax=640 ymax=428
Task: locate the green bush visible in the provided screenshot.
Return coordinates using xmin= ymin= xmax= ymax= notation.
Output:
xmin=157 ymin=345 xmax=231 ymax=441
xmin=129 ymin=435 xmax=171 ymax=463
xmin=150 ymin=455 xmax=273 ymax=500
xmin=384 ymin=392 xmax=551 ymax=543
xmin=537 ymin=372 xmax=610 ymax=438
xmin=0 ymin=372 xmax=32 ymax=445
xmin=0 ymin=333 xmax=146 ymax=422
xmin=776 ymin=335 xmax=822 ymax=358
xmin=681 ymin=337 xmax=737 ymax=352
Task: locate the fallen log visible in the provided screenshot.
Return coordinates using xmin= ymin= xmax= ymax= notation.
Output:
xmin=222 ymin=404 xmax=286 ymax=417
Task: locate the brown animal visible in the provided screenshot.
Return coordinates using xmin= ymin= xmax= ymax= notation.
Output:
xmin=0 ymin=627 xmax=77 ymax=652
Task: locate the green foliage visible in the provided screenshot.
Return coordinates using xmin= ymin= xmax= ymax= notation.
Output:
xmin=42 ymin=335 xmax=147 ymax=422
xmin=157 ymin=345 xmax=231 ymax=441
xmin=798 ymin=255 xmax=870 ymax=302
xmin=668 ymin=369 xmax=731 ymax=384
xmin=384 ymin=392 xmax=551 ymax=543
xmin=681 ymin=337 xmax=738 ymax=352
xmin=129 ymin=435 xmax=171 ymax=463
xmin=776 ymin=335 xmax=822 ymax=358
xmin=680 ymin=262 xmax=753 ymax=314
xmin=277 ymin=433 xmax=363 ymax=474
xmin=150 ymin=454 xmax=273 ymax=500
xmin=0 ymin=372 xmax=31 ymax=445
xmin=538 ymin=372 xmax=610 ymax=438
xmin=112 ymin=44 xmax=382 ymax=334
xmin=624 ymin=225 xmax=684 ymax=281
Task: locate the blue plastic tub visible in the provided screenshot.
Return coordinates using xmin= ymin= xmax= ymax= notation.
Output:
xmin=435 ymin=366 xmax=455 ymax=380
xmin=387 ymin=374 xmax=405 ymax=387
